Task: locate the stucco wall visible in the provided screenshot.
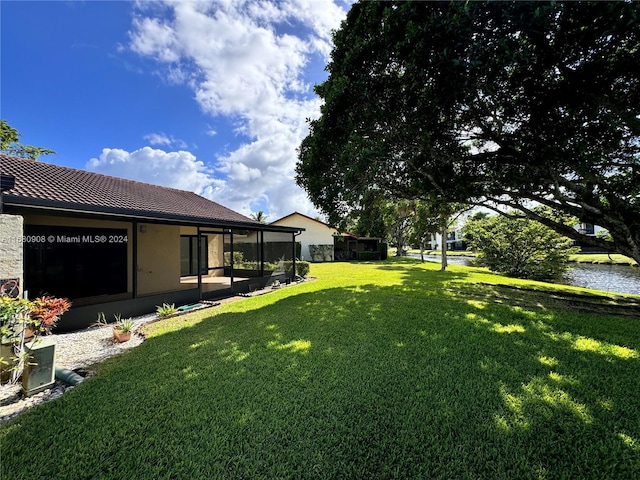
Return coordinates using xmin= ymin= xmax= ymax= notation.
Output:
xmin=272 ymin=214 xmax=336 ymax=261
xmin=0 ymin=214 xmax=24 ymax=296
xmin=137 ymin=224 xmax=182 ymax=296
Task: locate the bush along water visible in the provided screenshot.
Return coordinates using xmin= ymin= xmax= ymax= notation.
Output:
xmin=464 ymin=212 xmax=579 ymax=281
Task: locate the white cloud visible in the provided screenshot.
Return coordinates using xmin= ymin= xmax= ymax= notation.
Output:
xmin=143 ymin=132 xmax=187 ymax=149
xmin=127 ymin=0 xmax=347 ymax=218
xmin=85 ymin=146 xmax=319 ymax=219
xmin=129 ymin=16 xmax=180 ymax=62
xmin=87 ymin=147 xmax=221 ymax=195
xmin=143 ymin=132 xmax=171 ymax=146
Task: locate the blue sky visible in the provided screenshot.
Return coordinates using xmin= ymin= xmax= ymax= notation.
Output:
xmin=1 ymin=0 xmax=349 ymax=219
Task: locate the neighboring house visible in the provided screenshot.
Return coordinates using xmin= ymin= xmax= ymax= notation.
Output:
xmin=426 ymin=228 xmax=467 ymax=251
xmin=271 ymin=212 xmax=337 ymax=261
xmin=0 ymin=155 xmax=303 ymax=331
xmin=271 ymin=212 xmax=384 ymax=262
xmin=575 ymin=222 xmax=607 ymax=237
xmin=426 ymin=219 xmax=608 ymax=253
xmin=574 ymin=222 xmax=610 ymax=252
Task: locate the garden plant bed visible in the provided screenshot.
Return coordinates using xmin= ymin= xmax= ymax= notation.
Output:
xmin=0 ymin=315 xmax=151 ymax=423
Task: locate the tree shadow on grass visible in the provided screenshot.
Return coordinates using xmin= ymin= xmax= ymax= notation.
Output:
xmin=1 ymin=265 xmax=639 ymax=479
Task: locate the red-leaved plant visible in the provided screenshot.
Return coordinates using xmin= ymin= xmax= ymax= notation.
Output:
xmin=29 ymin=296 xmax=71 ymax=334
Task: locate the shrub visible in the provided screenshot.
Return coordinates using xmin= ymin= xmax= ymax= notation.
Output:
xmin=281 ymin=260 xmax=310 ymax=277
xmin=223 ymin=251 xmax=245 ymax=266
xmin=237 ymin=261 xmax=261 ymax=270
xmin=464 ymin=214 xmax=579 ymax=281
xmin=156 ymin=303 xmax=177 ymax=318
xmin=1 ymin=295 xmax=69 ymax=384
xmin=309 ymin=245 xmax=334 ymax=262
xmin=295 ymin=261 xmax=310 ymax=277
xmin=29 ymin=296 xmax=71 ymax=334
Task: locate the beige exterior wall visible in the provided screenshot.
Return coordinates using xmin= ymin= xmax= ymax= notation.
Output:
xmin=137 ymin=223 xmax=182 ymax=296
xmin=272 ymin=214 xmax=336 ymax=261
xmin=0 ymin=214 xmax=24 ymax=296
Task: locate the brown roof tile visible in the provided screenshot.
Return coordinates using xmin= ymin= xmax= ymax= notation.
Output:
xmin=0 ymin=154 xmax=261 ymax=227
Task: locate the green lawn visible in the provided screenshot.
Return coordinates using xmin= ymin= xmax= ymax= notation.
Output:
xmin=2 ymin=260 xmax=639 ymax=479
xmin=405 ymin=249 xmax=475 ymax=257
xmin=406 ymin=249 xmax=639 ymax=266
xmin=568 ymin=253 xmax=638 ymax=266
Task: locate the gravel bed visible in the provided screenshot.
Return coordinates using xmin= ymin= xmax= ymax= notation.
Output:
xmin=0 ymin=313 xmax=155 ymax=424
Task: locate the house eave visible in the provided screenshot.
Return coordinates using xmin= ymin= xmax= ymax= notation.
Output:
xmin=2 ymin=195 xmax=303 ymax=233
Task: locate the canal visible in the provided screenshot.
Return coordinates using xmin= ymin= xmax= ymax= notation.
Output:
xmin=413 ymin=254 xmax=640 ymax=295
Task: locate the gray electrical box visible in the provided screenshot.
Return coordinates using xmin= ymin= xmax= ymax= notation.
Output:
xmin=22 ymin=337 xmax=56 ymax=396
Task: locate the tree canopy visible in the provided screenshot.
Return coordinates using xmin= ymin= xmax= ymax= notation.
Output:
xmin=296 ymin=1 xmax=640 ymax=263
xmin=1 ymin=120 xmax=55 ymax=161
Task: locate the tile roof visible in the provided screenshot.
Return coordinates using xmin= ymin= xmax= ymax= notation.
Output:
xmin=271 ymin=211 xmax=332 ymax=228
xmin=0 ymin=154 xmax=262 ymax=227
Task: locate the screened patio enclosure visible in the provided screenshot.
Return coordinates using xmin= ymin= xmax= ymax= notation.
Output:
xmin=179 ymin=227 xmax=298 ymax=295
xmin=19 ymin=221 xmax=299 ymax=331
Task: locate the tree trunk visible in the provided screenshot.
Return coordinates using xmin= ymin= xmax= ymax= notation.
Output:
xmin=441 ymin=227 xmax=448 ymax=271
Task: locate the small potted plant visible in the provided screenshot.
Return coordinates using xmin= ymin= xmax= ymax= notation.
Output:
xmin=94 ymin=313 xmax=135 ymax=343
xmin=112 ymin=315 xmax=135 ymax=343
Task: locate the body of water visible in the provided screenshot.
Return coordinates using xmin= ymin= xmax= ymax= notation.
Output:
xmin=412 ymin=254 xmax=640 ymax=295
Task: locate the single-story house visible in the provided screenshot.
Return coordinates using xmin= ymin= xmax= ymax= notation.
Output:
xmin=0 ymin=155 xmax=303 ymax=331
xmin=271 ymin=212 xmax=384 ymax=262
xmin=271 ymin=212 xmax=337 ymax=261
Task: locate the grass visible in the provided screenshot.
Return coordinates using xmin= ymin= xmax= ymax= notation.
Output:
xmin=407 ymin=249 xmax=639 ymax=266
xmin=568 ymin=253 xmax=638 ymax=266
xmin=404 ymin=248 xmax=476 ymax=256
xmin=1 ymin=259 xmax=639 ymax=479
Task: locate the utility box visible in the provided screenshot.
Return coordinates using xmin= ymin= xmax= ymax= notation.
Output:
xmin=22 ymin=337 xmax=56 ymax=396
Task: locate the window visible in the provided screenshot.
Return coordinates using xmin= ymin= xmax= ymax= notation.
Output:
xmin=23 ymin=225 xmax=128 ymax=300
xmin=180 ymin=235 xmax=208 ymax=276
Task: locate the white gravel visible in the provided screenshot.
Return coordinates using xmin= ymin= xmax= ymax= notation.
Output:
xmin=0 ymin=313 xmax=155 ymax=423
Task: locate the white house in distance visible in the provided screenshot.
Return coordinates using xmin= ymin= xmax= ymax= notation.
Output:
xmin=426 ymin=229 xmax=467 ymax=251
xmin=271 ymin=212 xmax=338 ymax=261
xmin=425 ymin=218 xmax=609 ymax=253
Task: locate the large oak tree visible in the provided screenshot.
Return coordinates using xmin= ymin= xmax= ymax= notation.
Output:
xmin=296 ymin=1 xmax=640 ymax=263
